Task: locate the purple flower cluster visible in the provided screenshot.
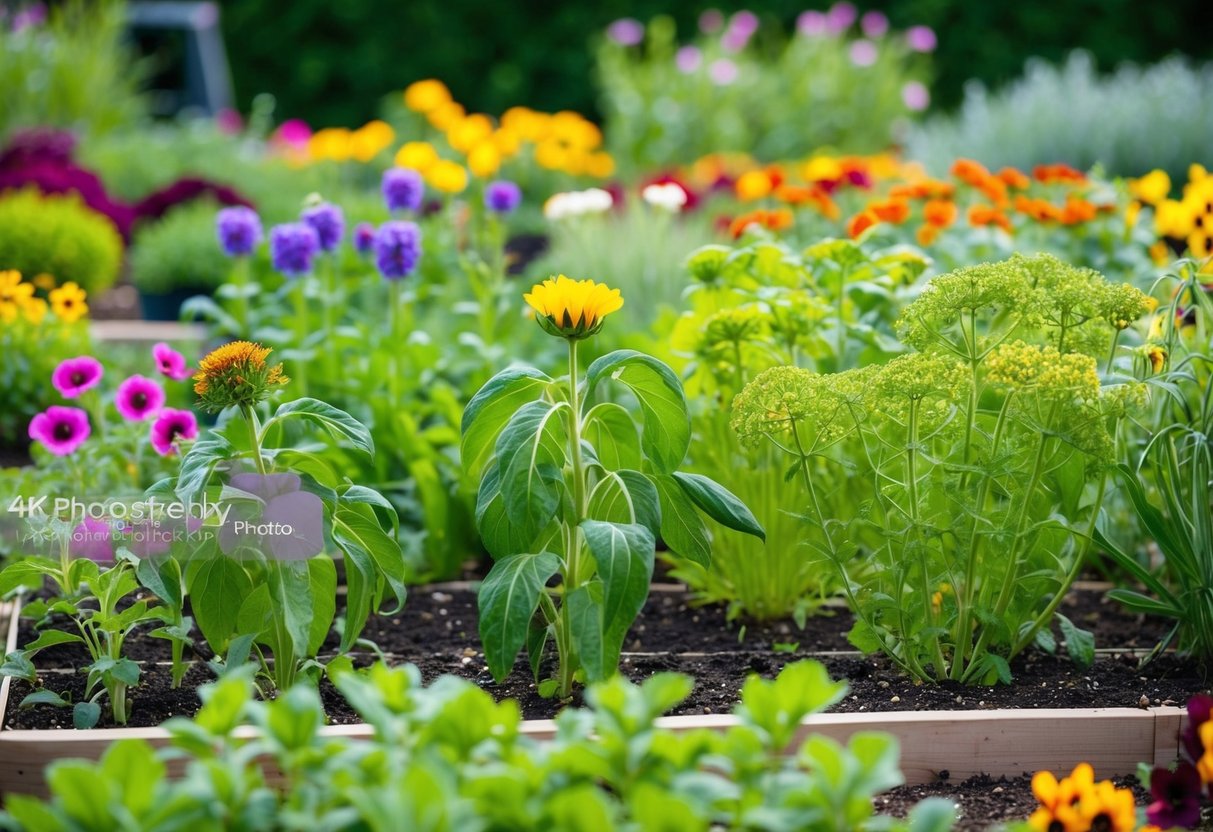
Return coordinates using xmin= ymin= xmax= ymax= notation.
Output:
xmin=353 ymin=222 xmax=376 ymax=257
xmin=270 ymin=222 xmax=321 ymax=277
xmin=382 ymin=168 xmax=425 ymax=213
xmin=373 ymin=221 xmax=422 ymax=280
xmin=215 ymin=206 xmax=263 ymax=257
xmin=301 ymin=201 xmax=345 ymax=252
xmin=606 ymin=17 xmax=644 ymax=46
xmin=484 ymin=180 xmax=522 ymax=214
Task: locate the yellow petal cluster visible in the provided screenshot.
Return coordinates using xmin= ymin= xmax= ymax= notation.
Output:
xmin=524 ymin=275 xmax=624 ymax=339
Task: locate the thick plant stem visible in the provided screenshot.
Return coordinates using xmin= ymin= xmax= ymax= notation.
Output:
xmin=557 ymin=338 xmax=587 ymax=699
xmin=245 ymin=406 xmax=268 ymax=475
xmin=906 ymin=400 xmax=949 ymax=679
xmin=291 ymin=281 xmax=309 ymax=397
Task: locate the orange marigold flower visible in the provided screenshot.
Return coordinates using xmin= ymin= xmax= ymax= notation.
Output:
xmin=728 ymin=208 xmax=793 ymax=239
xmin=870 ymin=199 xmax=911 ymax=224
xmin=951 ymin=158 xmax=991 ymax=187
xmin=1061 ymin=197 xmax=1097 ymax=225
xmin=735 ymin=170 xmax=775 ymax=201
xmin=846 ymin=210 xmax=879 ymax=239
xmin=996 ymin=167 xmax=1031 ymax=189
xmin=1033 ymin=163 xmax=1086 ymax=184
xmin=923 ymin=199 xmax=958 ymax=228
xmin=916 ymin=225 xmax=939 ymax=247
xmin=968 ymin=204 xmax=1013 ymax=233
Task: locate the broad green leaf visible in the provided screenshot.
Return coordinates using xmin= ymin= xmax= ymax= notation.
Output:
xmin=478 ymin=552 xmax=560 ymax=682
xmin=19 ymin=689 xmax=70 ymax=708
xmin=22 ymin=630 xmax=84 ymax=652
xmin=306 ymin=557 xmax=337 ymax=655
xmin=1058 ymin=613 xmax=1095 ymax=669
xmin=461 ymin=367 xmax=552 ymax=479
xmin=135 ymin=556 xmax=183 ymax=610
xmin=176 ymin=433 xmax=234 ymax=503
xmin=906 ymin=797 xmax=959 ymax=832
xmin=186 ymin=551 xmax=252 ymax=653
xmin=651 ymin=474 xmax=711 ymax=567
xmin=582 ymin=402 xmax=642 ymax=471
xmin=494 ymin=399 xmax=568 ymax=538
xmin=100 ymin=740 xmax=166 ymax=818
xmin=333 ymin=505 xmax=408 ymax=626
xmin=672 ymin=472 xmax=765 ymax=541
xmin=269 ymin=561 xmax=315 ymax=656
xmin=580 ymin=520 xmax=654 ymax=635
xmin=585 ymin=470 xmax=660 ymax=537
xmin=46 ymin=761 xmax=107 ymax=822
xmin=72 ymin=701 xmax=101 ymax=730
xmin=567 ymin=584 xmax=606 ymax=683
xmin=585 ymin=350 xmax=690 ymax=474
xmin=476 ymin=464 xmax=539 ymax=558
xmin=0 ymin=559 xmax=55 ymax=596
xmin=271 ymin=397 xmax=374 ymax=456
xmin=738 ymin=660 xmax=847 ymax=750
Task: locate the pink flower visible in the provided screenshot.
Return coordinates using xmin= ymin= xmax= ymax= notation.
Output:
xmin=849 ymin=40 xmax=878 ymax=67
xmin=796 ymin=10 xmax=828 ymax=36
xmin=152 ymin=342 xmax=191 ymax=381
xmin=115 ymin=375 xmax=165 ymax=422
xmin=51 ymin=356 xmax=103 ymax=399
xmin=215 ymin=108 xmax=244 ymax=135
xmin=826 ymin=2 xmax=858 ymax=34
xmin=861 ymin=11 xmax=889 ymax=38
xmin=606 ymin=18 xmax=644 ymax=46
xmin=676 ymin=45 xmax=703 ymax=73
xmin=902 ymin=81 xmax=931 ymax=111
xmin=906 ymin=25 xmax=937 ymax=52
xmin=29 ymin=406 xmax=90 ymax=456
xmin=272 ymin=119 xmax=312 ymax=149
xmin=70 ymin=517 xmax=114 ymax=563
xmin=698 ymin=8 xmax=724 ymax=33
xmin=149 ymin=408 xmax=199 ymax=456
xmin=709 ymin=58 xmax=739 ymax=86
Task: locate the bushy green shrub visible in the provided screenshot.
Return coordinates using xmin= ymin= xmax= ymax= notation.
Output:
xmin=906 ymin=51 xmax=1213 ymax=182
xmin=130 ymin=200 xmax=229 ymax=295
xmin=0 ymin=0 xmax=145 ymax=140
xmin=0 ymin=189 xmax=124 ymax=297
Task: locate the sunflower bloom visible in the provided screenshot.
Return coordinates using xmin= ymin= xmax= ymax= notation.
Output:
xmin=49 ymin=281 xmax=88 ymax=323
xmin=524 ymin=275 xmax=623 ymax=340
xmin=193 ymin=341 xmax=289 ymax=412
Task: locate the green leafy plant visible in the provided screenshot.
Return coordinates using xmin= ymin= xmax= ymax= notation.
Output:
xmin=733 ymin=254 xmax=1152 ymax=683
xmin=0 ymin=189 xmax=123 ymax=297
xmin=0 ymin=660 xmax=955 ymax=831
xmin=130 ymin=200 xmax=231 ymax=297
xmin=463 ymin=276 xmax=763 ymax=698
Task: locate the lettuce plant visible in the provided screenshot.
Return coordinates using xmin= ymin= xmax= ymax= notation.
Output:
xmin=463 ymin=276 xmax=764 ymax=698
xmin=0 ymin=660 xmax=956 ymax=831
xmin=733 ymin=254 xmax=1152 ymax=683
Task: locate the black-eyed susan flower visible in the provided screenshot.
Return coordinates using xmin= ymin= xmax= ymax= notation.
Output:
xmin=1028 ymin=763 xmax=1095 ymax=832
xmin=1072 ymin=779 xmax=1136 ymax=832
xmin=524 ymin=275 xmax=623 ymax=340
xmin=193 ymin=341 xmax=289 ymax=412
xmin=49 ymin=281 xmax=88 ymax=323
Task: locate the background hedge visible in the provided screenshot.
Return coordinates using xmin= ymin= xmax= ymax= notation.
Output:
xmin=218 ymin=0 xmax=1207 ymax=127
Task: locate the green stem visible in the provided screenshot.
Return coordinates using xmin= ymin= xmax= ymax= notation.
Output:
xmin=232 ymin=256 xmax=251 ymax=338
xmin=836 ymin=266 xmax=848 ymax=368
xmin=244 ymin=406 xmax=268 ymax=475
xmin=557 ymin=337 xmax=588 ymax=699
xmin=906 ymin=399 xmax=949 ymax=679
xmin=291 ymin=281 xmax=309 ymax=397
xmin=1105 ymin=329 xmax=1121 ymax=374
xmin=388 ymin=279 xmax=401 ymax=406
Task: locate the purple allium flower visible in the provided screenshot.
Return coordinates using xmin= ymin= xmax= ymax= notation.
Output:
xmin=353 ymin=222 xmax=376 ymax=256
xmin=152 ymin=342 xmax=191 ymax=381
xmin=28 ymin=406 xmax=90 ymax=455
xmin=849 ymin=39 xmax=878 ymax=67
xmin=676 ymin=45 xmax=703 ymax=73
xmin=906 ymin=24 xmax=937 ymax=52
xmin=70 ymin=517 xmax=114 ymax=563
xmin=484 ymin=180 xmax=522 ymax=213
xmin=382 ymin=167 xmax=424 ymax=213
xmin=796 ymin=10 xmax=828 ymax=36
xmin=374 ymin=221 xmax=422 ymax=280
xmin=150 ymin=408 xmax=199 ymax=456
xmin=861 ymin=10 xmax=889 ymax=38
xmin=826 ymin=2 xmax=858 ymax=33
xmin=729 ymin=10 xmax=759 ymax=36
xmin=709 ymin=58 xmax=739 ymax=86
xmin=902 ymin=81 xmax=931 ymax=111
xmin=215 ymin=206 xmax=263 ymax=257
xmin=269 ymin=222 xmax=320 ymax=277
xmin=115 ymin=375 xmax=165 ymax=422
xmin=51 ymin=356 xmax=103 ymax=399
xmin=301 ymin=202 xmax=345 ymax=252
xmin=698 ymin=8 xmax=724 ymax=33
xmin=606 ymin=17 xmax=644 ymax=46
xmin=1146 ymin=763 xmax=1204 ymax=830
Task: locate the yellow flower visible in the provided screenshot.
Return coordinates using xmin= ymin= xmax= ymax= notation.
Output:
xmin=585 ymin=152 xmax=616 ymax=179
xmin=524 ymin=275 xmax=623 ymax=340
xmin=447 ymin=113 xmax=494 ymax=153
xmin=426 ymin=159 xmax=468 ymax=194
xmin=1154 ymin=199 xmax=1193 ymax=238
xmin=426 ymin=101 xmax=465 ymax=131
xmin=736 ymin=170 xmax=773 ymax=201
xmin=349 ymin=120 xmax=396 ymax=163
xmin=493 ymin=127 xmax=522 ymax=157
xmin=1145 ymin=344 xmax=1167 ymax=374
xmin=535 ymin=141 xmax=570 ymax=171
xmin=193 ymin=340 xmax=289 ymax=411
xmin=1124 ymin=200 xmax=1141 ymax=230
xmin=1072 ymin=780 xmax=1136 ymax=832
xmin=395 ymin=141 xmax=439 ymax=172
xmin=32 ymin=272 xmax=56 ymax=291
xmin=22 ymin=296 xmax=48 ymax=325
xmin=403 ymin=79 xmax=451 ymax=113
xmin=1188 ymin=228 xmax=1213 ymax=259
xmin=1149 ymin=241 xmax=1171 ymax=265
xmin=802 ymin=155 xmax=844 ymax=182
xmin=308 ymin=127 xmax=353 ymax=163
xmin=1028 ymin=764 xmax=1095 ymax=832
xmin=0 ymin=270 xmax=34 ymax=324
xmin=467 ymin=141 xmax=502 ymax=178
xmin=1129 ymin=169 xmax=1171 ymax=204
xmin=49 ymin=281 xmax=88 ymax=323
xmin=1198 ymin=722 xmax=1213 ymax=784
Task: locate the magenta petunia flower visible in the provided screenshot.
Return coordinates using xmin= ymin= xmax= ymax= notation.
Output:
xmin=51 ymin=356 xmax=103 ymax=399
xmin=28 ymin=406 xmax=90 ymax=455
xmin=115 ymin=375 xmax=165 ymax=422
xmin=149 ymin=407 xmax=198 ymax=456
xmin=69 ymin=517 xmax=114 ymax=563
xmin=152 ymin=342 xmax=191 ymax=381
xmin=1146 ymin=762 xmax=1204 ymax=829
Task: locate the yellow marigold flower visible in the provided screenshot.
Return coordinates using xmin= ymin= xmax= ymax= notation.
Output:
xmin=193 ymin=340 xmax=289 ymax=412
xmin=0 ymin=270 xmax=34 ymax=324
xmin=560 ymin=150 xmax=588 ymax=176
xmin=447 ymin=113 xmax=494 ymax=153
xmin=1145 ymin=343 xmax=1167 ymax=374
xmin=395 ymin=141 xmax=439 ymax=172
xmin=49 ymin=281 xmax=88 ymax=323
xmin=535 ymin=141 xmax=570 ymax=171
xmin=308 ymin=127 xmax=352 ymax=163
xmin=403 ymin=78 xmax=451 ymax=113
xmin=1072 ymin=780 xmax=1136 ymax=832
xmin=32 ymin=272 xmax=56 ymax=291
xmin=585 ymin=152 xmax=615 ymax=179
xmin=1190 ymin=163 xmax=1209 ymax=184
xmin=524 ymin=275 xmax=623 ymax=340
xmin=493 ymin=127 xmax=522 ymax=157
xmin=736 ymin=170 xmax=774 ymax=201
xmin=802 ymin=155 xmax=844 ymax=182
xmin=467 ymin=141 xmax=501 ymax=178
xmin=22 ymin=296 xmax=48 ymax=325
xmin=426 ymin=101 xmax=465 ymax=131
xmin=1129 ymin=169 xmax=1171 ymax=205
xmin=426 ymin=159 xmax=468 ymax=194
xmin=349 ymin=120 xmax=396 ymax=163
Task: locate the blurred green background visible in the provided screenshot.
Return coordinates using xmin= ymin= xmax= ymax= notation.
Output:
xmin=218 ymin=0 xmax=1206 ymax=125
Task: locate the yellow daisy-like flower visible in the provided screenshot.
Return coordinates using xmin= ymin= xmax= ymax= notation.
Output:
xmin=0 ymin=270 xmax=34 ymax=324
xmin=426 ymin=101 xmax=465 ymax=132
xmin=22 ymin=296 xmax=48 ymax=325
xmin=524 ymin=275 xmax=623 ymax=340
xmin=1129 ymin=169 xmax=1171 ymax=205
xmin=467 ymin=141 xmax=501 ymax=178
xmin=426 ymin=159 xmax=468 ymax=194
xmin=585 ymin=152 xmax=616 ymax=179
xmin=32 ymin=272 xmax=56 ymax=291
xmin=49 ymin=281 xmax=88 ymax=323
xmin=1072 ymin=780 xmax=1136 ymax=832
xmin=403 ymin=79 xmax=451 ymax=113
xmin=308 ymin=127 xmax=353 ymax=163
xmin=349 ymin=120 xmax=396 ymax=163
xmin=394 ymin=141 xmax=439 ymax=173
xmin=193 ymin=340 xmax=289 ymax=412
xmin=447 ymin=113 xmax=494 ymax=154
xmin=735 ymin=169 xmax=773 ymax=201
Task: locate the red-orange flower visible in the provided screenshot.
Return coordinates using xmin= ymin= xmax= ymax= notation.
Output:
xmin=996 ymin=167 xmax=1031 ymax=189
xmin=1060 ymin=197 xmax=1097 ymax=225
xmin=1014 ymin=195 xmax=1062 ymax=223
xmin=774 ymin=184 xmax=840 ymax=219
xmin=916 ymin=224 xmax=939 ymax=247
xmin=846 ymin=210 xmax=879 ymax=239
xmin=728 ymin=208 xmax=794 ymax=239
xmin=968 ymin=204 xmax=1013 ymax=232
xmin=1033 ymin=163 xmax=1086 ymax=184
xmin=923 ymin=199 xmax=958 ymax=228
xmin=869 ymin=198 xmax=911 ymax=224
xmin=951 ymin=158 xmax=991 ymax=186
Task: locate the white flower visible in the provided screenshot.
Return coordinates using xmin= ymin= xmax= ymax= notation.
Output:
xmin=642 ymin=183 xmax=688 ymax=212
xmin=543 ymin=188 xmax=615 ymax=221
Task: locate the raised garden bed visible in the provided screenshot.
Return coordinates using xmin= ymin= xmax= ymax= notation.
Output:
xmin=0 ymin=586 xmax=1200 ymax=801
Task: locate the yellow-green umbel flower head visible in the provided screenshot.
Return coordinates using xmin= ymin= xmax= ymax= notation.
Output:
xmin=524 ymin=275 xmax=624 ymax=340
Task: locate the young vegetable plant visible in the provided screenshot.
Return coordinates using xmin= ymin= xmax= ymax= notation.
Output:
xmin=462 ymin=276 xmax=765 ymax=699
xmin=168 ymin=341 xmax=406 ymax=691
